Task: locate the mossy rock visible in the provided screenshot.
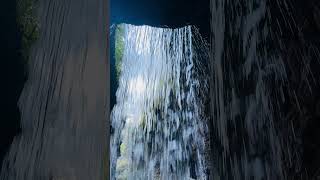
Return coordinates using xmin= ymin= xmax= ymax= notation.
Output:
xmin=17 ymin=0 xmax=40 ymax=63
xmin=120 ymin=142 xmax=127 ymax=155
xmin=115 ymin=24 xmax=125 ymax=79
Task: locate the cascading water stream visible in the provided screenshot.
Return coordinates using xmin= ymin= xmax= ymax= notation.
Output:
xmin=110 ymin=25 xmax=210 ymax=180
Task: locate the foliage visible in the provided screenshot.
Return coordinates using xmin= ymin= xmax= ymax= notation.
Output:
xmin=115 ymin=24 xmax=125 ymax=79
xmin=120 ymin=142 xmax=127 ymax=155
xmin=17 ymin=0 xmax=40 ymax=62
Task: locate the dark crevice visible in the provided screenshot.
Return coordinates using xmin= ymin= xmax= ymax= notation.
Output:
xmin=0 ymin=0 xmax=25 ymax=169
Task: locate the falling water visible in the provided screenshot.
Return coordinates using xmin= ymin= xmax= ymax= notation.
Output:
xmin=110 ymin=25 xmax=210 ymax=180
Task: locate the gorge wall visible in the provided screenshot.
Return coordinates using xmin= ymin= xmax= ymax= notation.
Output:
xmin=1 ymin=0 xmax=110 ymax=179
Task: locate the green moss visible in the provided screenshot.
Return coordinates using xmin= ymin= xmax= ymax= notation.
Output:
xmin=120 ymin=142 xmax=127 ymax=155
xmin=115 ymin=24 xmax=125 ymax=79
xmin=17 ymin=0 xmax=40 ymax=62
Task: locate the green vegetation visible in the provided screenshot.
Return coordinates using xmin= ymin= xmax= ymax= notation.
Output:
xmin=17 ymin=0 xmax=40 ymax=61
xmin=115 ymin=24 xmax=125 ymax=79
xmin=120 ymin=142 xmax=127 ymax=155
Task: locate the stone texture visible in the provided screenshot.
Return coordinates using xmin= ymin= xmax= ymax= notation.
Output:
xmin=1 ymin=0 xmax=109 ymax=179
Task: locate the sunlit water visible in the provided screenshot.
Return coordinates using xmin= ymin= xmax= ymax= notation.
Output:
xmin=110 ymin=25 xmax=210 ymax=180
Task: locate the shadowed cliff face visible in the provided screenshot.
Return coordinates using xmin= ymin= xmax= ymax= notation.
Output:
xmin=1 ymin=0 xmax=109 ymax=179
xmin=270 ymin=1 xmax=320 ymax=177
xmin=207 ymin=0 xmax=320 ymax=179
xmin=0 ymin=0 xmax=24 ymax=167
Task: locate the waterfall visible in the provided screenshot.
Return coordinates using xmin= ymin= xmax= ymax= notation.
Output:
xmin=110 ymin=25 xmax=210 ymax=180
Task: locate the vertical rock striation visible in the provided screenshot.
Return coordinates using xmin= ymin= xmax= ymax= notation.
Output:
xmin=209 ymin=0 xmax=320 ymax=179
xmin=1 ymin=0 xmax=109 ymax=179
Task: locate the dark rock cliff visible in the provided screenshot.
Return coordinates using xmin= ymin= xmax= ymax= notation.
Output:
xmin=1 ymin=0 xmax=109 ymax=179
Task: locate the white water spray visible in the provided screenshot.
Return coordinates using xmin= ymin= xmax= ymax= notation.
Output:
xmin=110 ymin=25 xmax=209 ymax=180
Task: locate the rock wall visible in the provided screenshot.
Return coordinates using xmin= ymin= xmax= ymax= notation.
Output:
xmin=1 ymin=0 xmax=109 ymax=179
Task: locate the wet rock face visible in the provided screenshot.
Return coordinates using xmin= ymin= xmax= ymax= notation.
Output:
xmin=279 ymin=1 xmax=320 ymax=177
